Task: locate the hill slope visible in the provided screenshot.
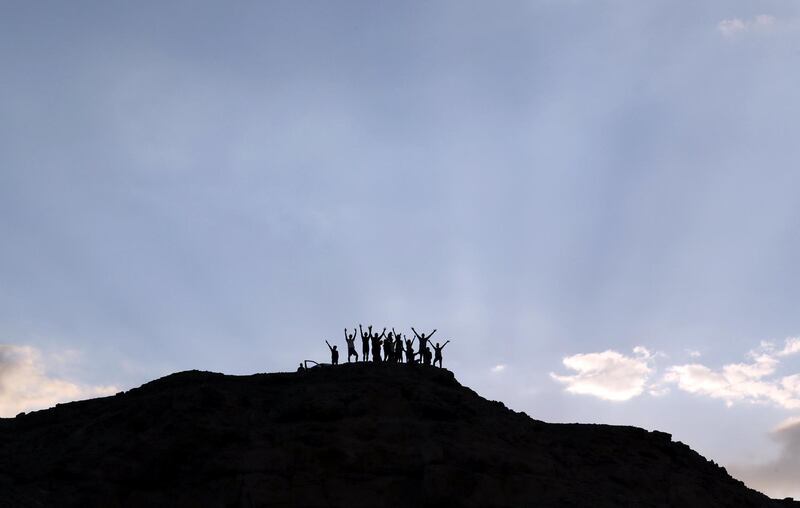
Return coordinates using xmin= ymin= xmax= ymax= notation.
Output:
xmin=0 ymin=363 xmax=795 ymax=507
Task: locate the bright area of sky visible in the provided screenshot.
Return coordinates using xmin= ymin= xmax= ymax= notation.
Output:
xmin=1 ymin=0 xmax=799 ymax=499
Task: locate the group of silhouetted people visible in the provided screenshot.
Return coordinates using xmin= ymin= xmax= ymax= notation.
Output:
xmin=322 ymin=325 xmax=451 ymax=368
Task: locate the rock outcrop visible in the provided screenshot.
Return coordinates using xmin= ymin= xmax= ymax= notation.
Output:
xmin=0 ymin=363 xmax=795 ymax=507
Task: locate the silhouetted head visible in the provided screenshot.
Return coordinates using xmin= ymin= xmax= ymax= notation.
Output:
xmin=333 ymin=345 xmax=337 ymax=350
xmin=436 ymin=342 xmax=440 ymax=347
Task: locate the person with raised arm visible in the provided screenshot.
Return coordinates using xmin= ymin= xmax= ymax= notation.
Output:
xmin=371 ymin=327 xmax=386 ymax=362
xmin=411 ymin=327 xmax=436 ymax=361
xmin=359 ymin=324 xmax=371 ymax=362
xmin=393 ymin=330 xmax=404 ymax=362
xmin=383 ymin=331 xmax=394 ymax=362
xmin=344 ymin=328 xmax=358 ymax=363
xmin=404 ymin=335 xmax=416 ymax=364
xmin=325 ymin=340 xmax=339 ymax=365
xmin=432 ymin=340 xmax=451 ymax=368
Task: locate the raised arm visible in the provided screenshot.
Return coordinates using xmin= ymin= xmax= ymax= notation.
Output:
xmin=411 ymin=327 xmax=422 ymax=339
xmin=359 ymin=324 xmax=364 ymax=337
xmin=379 ymin=327 xmax=387 ymax=339
xmin=428 ymin=329 xmax=438 ymax=339
xmin=325 ymin=340 xmax=333 ymax=351
xmin=442 ymin=340 xmax=451 ymax=349
xmin=344 ymin=328 xmax=348 ymax=341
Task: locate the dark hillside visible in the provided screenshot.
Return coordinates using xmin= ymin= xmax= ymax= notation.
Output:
xmin=0 ymin=363 xmax=795 ymax=507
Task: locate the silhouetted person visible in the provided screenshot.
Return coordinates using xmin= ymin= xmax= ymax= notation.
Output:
xmin=411 ymin=328 xmax=436 ymax=359
xmin=383 ymin=332 xmax=394 ymax=362
xmin=422 ymin=345 xmax=432 ymax=365
xmin=297 ymin=362 xmax=305 ymax=372
xmin=325 ymin=340 xmax=339 ymax=365
xmin=433 ymin=340 xmax=451 ymax=368
xmin=394 ymin=332 xmax=404 ymax=362
xmin=344 ymin=328 xmax=358 ymax=362
xmin=404 ymin=336 xmax=416 ymax=364
xmin=371 ymin=328 xmax=386 ymax=362
xmin=359 ymin=324 xmax=371 ymax=362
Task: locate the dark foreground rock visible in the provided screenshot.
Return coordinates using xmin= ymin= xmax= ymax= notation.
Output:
xmin=0 ymin=363 xmax=795 ymax=508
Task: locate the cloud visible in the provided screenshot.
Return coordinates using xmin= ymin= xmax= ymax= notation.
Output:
xmin=552 ymin=337 xmax=800 ymax=407
xmin=664 ymin=338 xmax=800 ymax=410
xmin=729 ymin=417 xmax=800 ymax=500
xmin=718 ymin=14 xmax=776 ymax=37
xmin=779 ymin=337 xmax=800 ymax=357
xmin=0 ymin=345 xmax=117 ymax=417
xmin=491 ymin=364 xmax=506 ymax=373
xmin=550 ymin=347 xmax=654 ymax=401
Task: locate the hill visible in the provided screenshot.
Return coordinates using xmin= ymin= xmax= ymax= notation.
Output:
xmin=0 ymin=362 xmax=796 ymax=507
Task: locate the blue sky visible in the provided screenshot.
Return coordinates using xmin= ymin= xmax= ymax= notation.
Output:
xmin=1 ymin=0 xmax=799 ymax=498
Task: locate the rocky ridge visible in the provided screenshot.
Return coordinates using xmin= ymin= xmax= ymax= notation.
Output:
xmin=0 ymin=362 xmax=796 ymax=507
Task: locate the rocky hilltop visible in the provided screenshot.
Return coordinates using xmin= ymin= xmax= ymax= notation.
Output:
xmin=0 ymin=363 xmax=795 ymax=507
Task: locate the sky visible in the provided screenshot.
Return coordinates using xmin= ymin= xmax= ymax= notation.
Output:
xmin=1 ymin=0 xmax=799 ymax=499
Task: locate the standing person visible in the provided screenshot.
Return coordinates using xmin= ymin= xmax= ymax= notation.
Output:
xmin=394 ymin=332 xmax=405 ymax=362
xmin=325 ymin=340 xmax=339 ymax=365
xmin=344 ymin=328 xmax=359 ymax=363
xmin=359 ymin=324 xmax=371 ymax=362
xmin=404 ymin=336 xmax=416 ymax=364
xmin=411 ymin=328 xmax=437 ymax=360
xmin=432 ymin=340 xmax=451 ymax=368
xmin=422 ymin=345 xmax=432 ymax=366
xmin=383 ymin=331 xmax=394 ymax=362
xmin=371 ymin=328 xmax=386 ymax=362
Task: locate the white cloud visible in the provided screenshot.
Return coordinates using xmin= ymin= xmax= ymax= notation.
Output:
xmin=491 ymin=364 xmax=506 ymax=373
xmin=686 ymin=349 xmax=702 ymax=358
xmin=779 ymin=337 xmax=800 ymax=357
xmin=718 ymin=18 xmax=747 ymax=37
xmin=718 ymin=14 xmax=776 ymax=37
xmin=0 ymin=345 xmax=117 ymax=417
xmin=552 ymin=336 xmax=800 ymax=407
xmin=550 ymin=347 xmax=654 ymax=401
xmin=729 ymin=416 xmax=800 ymax=499
xmin=664 ymin=340 xmax=800 ymax=410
